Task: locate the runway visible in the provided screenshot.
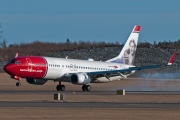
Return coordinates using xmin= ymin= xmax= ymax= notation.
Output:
xmin=1 ymin=74 xmax=180 ymax=120
xmin=0 ymin=90 xmax=180 ymax=108
xmin=1 ymin=90 xmax=180 ymax=95
xmin=0 ymin=101 xmax=180 ymax=108
xmin=1 ymin=73 xmax=180 ymax=109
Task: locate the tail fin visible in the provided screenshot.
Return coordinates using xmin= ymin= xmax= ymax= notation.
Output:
xmin=167 ymin=51 xmax=176 ymax=66
xmin=106 ymin=25 xmax=140 ymax=65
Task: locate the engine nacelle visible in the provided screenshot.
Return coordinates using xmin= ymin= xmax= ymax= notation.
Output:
xmin=26 ymin=78 xmax=48 ymax=85
xmin=70 ymin=73 xmax=91 ymax=85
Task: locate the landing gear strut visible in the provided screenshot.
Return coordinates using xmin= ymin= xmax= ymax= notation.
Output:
xmin=13 ymin=76 xmax=21 ymax=87
xmin=82 ymin=85 xmax=91 ymax=91
xmin=56 ymin=81 xmax=65 ymax=91
xmin=16 ymin=81 xmax=21 ymax=87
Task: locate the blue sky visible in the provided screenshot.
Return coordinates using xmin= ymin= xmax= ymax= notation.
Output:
xmin=0 ymin=0 xmax=180 ymax=45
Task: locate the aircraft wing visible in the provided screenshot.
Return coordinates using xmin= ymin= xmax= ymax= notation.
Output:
xmin=63 ymin=51 xmax=176 ymax=78
xmin=87 ymin=65 xmax=161 ymax=75
xmin=88 ymin=51 xmax=176 ymax=75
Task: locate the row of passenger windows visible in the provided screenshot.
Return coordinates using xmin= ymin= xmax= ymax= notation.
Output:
xmin=48 ymin=64 xmax=116 ymax=71
xmin=14 ymin=62 xmax=116 ymax=71
xmin=14 ymin=61 xmax=46 ymax=67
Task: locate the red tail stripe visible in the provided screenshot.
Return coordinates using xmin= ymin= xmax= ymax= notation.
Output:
xmin=134 ymin=25 xmax=140 ymax=32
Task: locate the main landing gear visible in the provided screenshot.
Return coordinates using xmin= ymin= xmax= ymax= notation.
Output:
xmin=82 ymin=85 xmax=91 ymax=91
xmin=55 ymin=82 xmax=91 ymax=91
xmin=56 ymin=81 xmax=65 ymax=91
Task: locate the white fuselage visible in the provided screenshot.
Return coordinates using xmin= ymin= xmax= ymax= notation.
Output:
xmin=43 ymin=57 xmax=135 ymax=82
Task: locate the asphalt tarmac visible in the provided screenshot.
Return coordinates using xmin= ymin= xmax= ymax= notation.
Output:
xmin=0 ymin=101 xmax=180 ymax=108
xmin=1 ymin=90 xmax=180 ymax=108
xmin=1 ymin=73 xmax=180 ymax=109
xmin=1 ymin=90 xmax=180 ymax=95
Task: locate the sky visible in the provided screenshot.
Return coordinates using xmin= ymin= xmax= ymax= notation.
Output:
xmin=0 ymin=0 xmax=180 ymax=45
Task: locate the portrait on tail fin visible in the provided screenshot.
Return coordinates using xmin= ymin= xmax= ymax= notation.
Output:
xmin=106 ymin=25 xmax=140 ymax=65
xmin=124 ymin=39 xmax=137 ymax=65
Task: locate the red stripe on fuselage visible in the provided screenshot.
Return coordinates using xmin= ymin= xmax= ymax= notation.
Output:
xmin=5 ymin=56 xmax=47 ymax=79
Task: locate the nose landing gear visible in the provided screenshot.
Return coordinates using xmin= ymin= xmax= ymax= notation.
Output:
xmin=16 ymin=81 xmax=21 ymax=87
xmin=12 ymin=75 xmax=21 ymax=87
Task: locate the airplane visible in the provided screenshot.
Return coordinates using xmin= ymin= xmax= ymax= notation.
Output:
xmin=3 ymin=25 xmax=176 ymax=91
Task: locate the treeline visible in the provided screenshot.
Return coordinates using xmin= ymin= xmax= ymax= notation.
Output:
xmin=138 ymin=40 xmax=180 ymax=49
xmin=0 ymin=39 xmax=180 ymax=61
xmin=0 ymin=40 xmax=119 ymax=61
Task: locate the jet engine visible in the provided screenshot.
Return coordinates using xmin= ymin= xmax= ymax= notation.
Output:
xmin=70 ymin=73 xmax=91 ymax=85
xmin=26 ymin=78 xmax=48 ymax=85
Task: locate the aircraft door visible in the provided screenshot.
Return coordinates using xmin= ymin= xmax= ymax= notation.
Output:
xmin=25 ymin=58 xmax=38 ymax=78
xmin=26 ymin=58 xmax=32 ymax=72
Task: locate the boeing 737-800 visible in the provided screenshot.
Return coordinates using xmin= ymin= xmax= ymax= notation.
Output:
xmin=3 ymin=25 xmax=176 ymax=91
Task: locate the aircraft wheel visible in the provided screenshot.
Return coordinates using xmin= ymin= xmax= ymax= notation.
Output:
xmin=56 ymin=85 xmax=61 ymax=91
xmin=60 ymin=85 xmax=65 ymax=91
xmin=86 ymin=85 xmax=91 ymax=91
xmin=82 ymin=85 xmax=86 ymax=91
xmin=16 ymin=82 xmax=21 ymax=87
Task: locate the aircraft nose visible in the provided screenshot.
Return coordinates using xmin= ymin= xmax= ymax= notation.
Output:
xmin=3 ymin=64 xmax=14 ymax=74
xmin=4 ymin=64 xmax=9 ymax=72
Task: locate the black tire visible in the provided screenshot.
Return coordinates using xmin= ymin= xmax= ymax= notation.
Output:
xmin=86 ymin=85 xmax=91 ymax=91
xmin=82 ymin=85 xmax=86 ymax=91
xmin=56 ymin=85 xmax=60 ymax=91
xmin=16 ymin=82 xmax=21 ymax=87
xmin=60 ymin=85 xmax=65 ymax=91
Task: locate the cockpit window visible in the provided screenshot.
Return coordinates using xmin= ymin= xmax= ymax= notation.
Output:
xmin=7 ymin=59 xmax=15 ymax=64
xmin=15 ymin=61 xmax=21 ymax=64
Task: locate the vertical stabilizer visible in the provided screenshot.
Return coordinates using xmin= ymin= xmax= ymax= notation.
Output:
xmin=106 ymin=25 xmax=140 ymax=65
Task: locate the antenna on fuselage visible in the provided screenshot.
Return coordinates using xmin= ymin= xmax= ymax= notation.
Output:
xmin=15 ymin=53 xmax=19 ymax=58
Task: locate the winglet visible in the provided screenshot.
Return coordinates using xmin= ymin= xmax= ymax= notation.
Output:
xmin=167 ymin=52 xmax=176 ymax=65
